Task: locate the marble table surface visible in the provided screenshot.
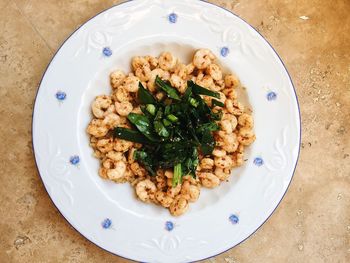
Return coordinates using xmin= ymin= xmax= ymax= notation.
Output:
xmin=0 ymin=0 xmax=349 ymax=262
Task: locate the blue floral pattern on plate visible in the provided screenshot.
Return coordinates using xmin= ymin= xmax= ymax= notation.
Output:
xmin=220 ymin=47 xmax=229 ymax=57
xmin=267 ymin=91 xmax=277 ymax=101
xmin=168 ymin=13 xmax=178 ymax=23
xmin=165 ymin=221 xmax=174 ymax=231
xmin=253 ymin=157 xmax=264 ymax=166
xmin=55 ymin=91 xmax=66 ymax=101
xmin=69 ymin=155 xmax=80 ymax=165
xmin=103 ymin=47 xmax=112 ymax=57
xmin=102 ymin=218 xmax=112 ymax=229
xmin=229 ymin=214 xmax=239 ymax=224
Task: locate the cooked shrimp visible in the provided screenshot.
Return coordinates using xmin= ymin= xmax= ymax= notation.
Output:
xmin=198 ymin=172 xmax=220 ymax=188
xmin=123 ymin=75 xmax=139 ymax=92
xmin=106 ymin=151 xmax=126 ymax=162
xmin=206 ymin=64 xmax=222 ymax=81
xmin=113 ymin=86 xmax=133 ymax=102
xmin=238 ymin=113 xmax=254 ymax=129
xmin=167 ymin=184 xmax=182 ymax=198
xmin=155 ymin=191 xmax=173 ymax=207
xmin=114 ymin=139 xmax=133 ymax=152
xmin=214 ymin=167 xmax=230 ymax=181
xmin=181 ymin=181 xmax=200 ymax=202
xmin=130 ymin=162 xmax=147 ymax=177
xmin=96 ymin=138 xmax=114 ymax=153
xmin=196 ymin=75 xmax=215 ymax=89
xmin=220 ymin=119 xmax=234 ymax=134
xmin=200 ymin=157 xmax=215 ymax=170
xmin=193 ymin=49 xmax=215 ymax=69
xmin=115 ymin=101 xmax=133 ymax=116
xmin=225 ymin=74 xmax=240 ymax=88
xmin=212 ymin=148 xmax=226 ymax=157
xmin=170 ymin=74 xmax=187 ymax=93
xmin=92 ymin=95 xmax=112 ymax=118
xmin=103 ymin=113 xmax=120 ymax=129
xmin=225 ymin=99 xmax=244 ymax=115
xmin=135 ymin=179 xmax=156 ymax=202
xmin=87 ymin=119 xmax=109 ymax=138
xmin=222 ymin=113 xmax=238 ymax=130
xmin=110 ymin=70 xmax=126 ymax=89
xmin=238 ymin=127 xmax=256 ymax=145
xmin=144 ymin=55 xmax=158 ymax=69
xmin=214 ymin=155 xmax=233 ymax=169
xmin=169 ymin=195 xmax=189 ymax=216
xmin=132 ymin=56 xmax=150 ymax=71
xmin=158 ymin=52 xmax=177 ymax=71
xmin=106 ymin=161 xmax=127 ymax=182
xmin=222 ymin=87 xmax=237 ymax=100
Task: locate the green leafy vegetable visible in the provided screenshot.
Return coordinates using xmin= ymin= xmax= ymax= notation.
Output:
xmin=138 ymin=82 xmax=157 ymax=104
xmin=114 ymin=127 xmax=150 ymax=144
xmin=212 ymin=99 xmax=224 ymax=107
xmin=113 ymin=78 xmax=223 ymax=186
xmin=155 ymin=76 xmax=181 ymax=100
xmin=200 ymin=130 xmax=215 ymax=155
xmin=134 ymin=150 xmax=156 ymax=175
xmin=127 ymin=113 xmax=159 ymax=142
xmin=167 ymin=114 xmax=178 ymax=122
xmin=146 ymin=104 xmax=156 ymax=115
xmin=172 ymin=163 xmax=182 ymax=187
xmin=188 ymin=80 xmax=220 ymax=98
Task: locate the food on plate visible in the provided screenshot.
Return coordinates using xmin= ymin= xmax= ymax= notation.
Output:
xmin=87 ymin=49 xmax=255 ymax=216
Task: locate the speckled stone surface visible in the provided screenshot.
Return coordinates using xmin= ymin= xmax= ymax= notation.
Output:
xmin=0 ymin=0 xmax=349 ymax=262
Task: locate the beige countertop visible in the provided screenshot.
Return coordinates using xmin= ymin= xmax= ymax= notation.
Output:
xmin=0 ymin=0 xmax=349 ymax=262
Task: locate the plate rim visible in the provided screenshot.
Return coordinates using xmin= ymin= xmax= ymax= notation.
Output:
xmin=31 ymin=0 xmax=302 ymax=262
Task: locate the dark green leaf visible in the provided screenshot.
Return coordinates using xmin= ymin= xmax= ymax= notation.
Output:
xmin=182 ymin=85 xmax=192 ymax=102
xmin=188 ymin=80 xmax=220 ymax=98
xmin=155 ymin=76 xmax=181 ymax=100
xmin=127 ymin=113 xmax=159 ymax=141
xmin=200 ymin=130 xmax=215 ymax=155
xmin=113 ymin=127 xmax=150 ymax=144
xmin=196 ymin=122 xmax=220 ymax=134
xmin=138 ymin=82 xmax=157 ymax=104
xmin=134 ymin=150 xmax=156 ymax=175
xmin=212 ymin=99 xmax=224 ymax=107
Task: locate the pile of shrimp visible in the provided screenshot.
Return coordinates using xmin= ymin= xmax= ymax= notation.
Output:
xmin=87 ymin=49 xmax=255 ymax=216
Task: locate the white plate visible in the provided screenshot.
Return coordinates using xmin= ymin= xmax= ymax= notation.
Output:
xmin=32 ymin=0 xmax=301 ymax=262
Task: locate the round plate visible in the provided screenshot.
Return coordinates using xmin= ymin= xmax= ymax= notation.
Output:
xmin=32 ymin=0 xmax=300 ymax=262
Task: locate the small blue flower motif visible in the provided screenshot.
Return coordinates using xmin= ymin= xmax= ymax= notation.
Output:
xmin=165 ymin=221 xmax=174 ymax=231
xmin=69 ymin=155 xmax=80 ymax=165
xmin=55 ymin=91 xmax=66 ymax=101
xmin=102 ymin=47 xmax=112 ymax=57
xmin=101 ymin=218 xmax=112 ymax=229
xmin=220 ymin=47 xmax=230 ymax=57
xmin=267 ymin=91 xmax=277 ymax=101
xmin=168 ymin=13 xmax=178 ymax=23
xmin=229 ymin=214 xmax=239 ymax=224
xmin=253 ymin=157 xmax=264 ymax=166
